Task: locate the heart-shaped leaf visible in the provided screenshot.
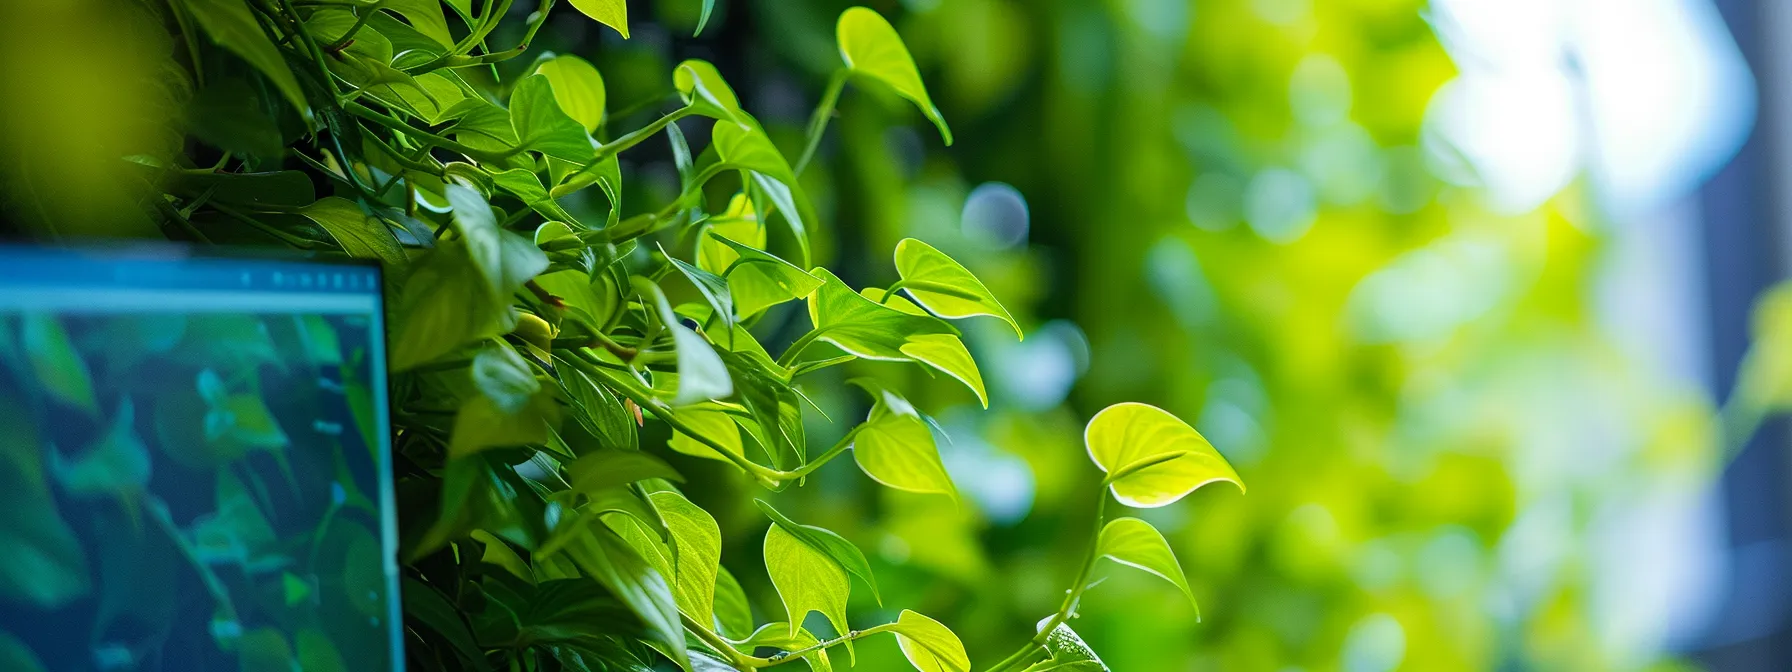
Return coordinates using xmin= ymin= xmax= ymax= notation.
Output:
xmin=1085 ymin=403 xmax=1243 ymax=508
xmin=848 ymin=381 xmax=957 ymax=498
xmin=756 ymin=500 xmax=880 ymax=603
xmin=667 ymin=403 xmax=752 ymax=466
xmin=864 ymin=289 xmax=988 ymax=407
xmin=675 ymin=60 xmax=746 ymax=127
xmin=763 ymin=519 xmax=850 ymax=639
xmin=647 ymin=491 xmax=721 ymax=629
xmin=891 ymin=610 xmax=970 ymax=672
xmin=534 ymin=54 xmax=606 ymax=133
xmin=836 ymin=7 xmax=951 ymax=145
xmin=511 ymin=74 xmax=595 ymax=162
xmin=893 ymin=239 xmax=1021 ymax=339
xmin=806 ymin=269 xmax=956 ymax=362
xmin=1096 ymin=517 xmax=1197 ymax=614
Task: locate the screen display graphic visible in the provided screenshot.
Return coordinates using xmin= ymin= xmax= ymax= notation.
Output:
xmin=0 ymin=247 xmax=401 ymax=672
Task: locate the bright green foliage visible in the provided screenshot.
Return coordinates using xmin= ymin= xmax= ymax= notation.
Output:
xmin=1085 ymin=402 xmax=1245 ymax=508
xmin=893 ymin=610 xmax=972 ymax=672
xmin=836 ymin=7 xmax=952 ymax=145
xmin=0 ymin=1 xmax=1249 ymax=670
xmin=1095 ymin=518 xmax=1197 ymax=614
xmin=892 ymin=239 xmax=1021 ymax=339
xmin=533 ymin=54 xmax=606 ymax=133
xmin=764 ymin=522 xmax=851 ymax=639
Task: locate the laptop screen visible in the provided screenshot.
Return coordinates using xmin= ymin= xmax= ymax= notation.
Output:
xmin=0 ymin=246 xmax=402 ymax=671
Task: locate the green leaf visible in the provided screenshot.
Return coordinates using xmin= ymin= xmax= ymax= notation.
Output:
xmin=1084 ymin=402 xmax=1244 ymax=508
xmin=447 ymin=182 xmax=551 ymax=297
xmin=713 ymin=235 xmax=824 ymax=319
xmin=561 ymin=520 xmax=686 ymax=668
xmin=512 ymin=74 xmax=596 ymax=162
xmin=848 ymin=382 xmax=956 ymax=498
xmin=0 ymin=632 xmax=47 ymax=672
xmin=492 ymin=170 xmax=577 ymax=223
xmin=1027 ymin=621 xmax=1108 ymax=672
xmin=192 ymin=469 xmax=278 ymax=567
xmin=21 ymin=314 xmax=96 ymax=413
xmin=763 ymin=521 xmax=850 ymax=639
xmin=713 ymin=565 xmax=754 ymax=640
xmin=472 ymin=343 xmax=540 ymax=413
xmin=675 ymin=60 xmax=746 ymax=127
xmin=558 ymin=360 xmax=637 ymax=451
xmin=893 ymin=239 xmax=1020 ymax=339
xmin=891 ymin=610 xmax=970 ymax=672
xmin=667 ymin=403 xmax=749 ymax=465
xmin=535 ymin=54 xmax=607 ymax=133
xmin=647 ymin=491 xmax=721 ymax=628
xmin=385 ymin=0 xmax=455 ymax=48
xmin=836 ymin=7 xmax=951 ymax=145
xmin=755 ymin=500 xmax=880 ymax=603
xmin=665 ymin=248 xmax=736 ymax=334
xmin=177 ymin=0 xmax=309 ymax=116
xmin=50 ymin=397 xmax=151 ymax=498
xmin=299 ymin=197 xmax=408 ymax=268
xmin=640 ymin=281 xmax=733 ymax=406
xmin=1096 ymin=517 xmax=1197 ymax=613
xmin=806 ymin=268 xmax=955 ymax=361
xmin=449 ymin=388 xmax=559 ymax=459
xmin=863 ymin=290 xmax=987 ymax=407
xmin=711 ymin=119 xmax=815 ymax=266
xmin=569 ymin=449 xmax=683 ymax=493
xmin=567 ymin=0 xmax=630 ymax=38
xmin=389 ymin=239 xmax=521 ymax=371
xmin=403 ymin=577 xmax=490 ymax=669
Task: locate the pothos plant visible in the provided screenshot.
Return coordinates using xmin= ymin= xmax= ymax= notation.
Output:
xmin=89 ymin=0 xmax=1247 ymax=670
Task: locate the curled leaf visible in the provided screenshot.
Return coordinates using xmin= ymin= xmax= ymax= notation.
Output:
xmin=1085 ymin=402 xmax=1243 ymax=508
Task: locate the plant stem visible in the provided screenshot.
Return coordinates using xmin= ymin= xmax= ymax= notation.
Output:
xmin=331 ymin=0 xmax=388 ymax=50
xmin=345 ymin=101 xmax=511 ymax=164
xmin=980 ymin=489 xmax=1110 ymax=672
xmin=775 ymin=325 xmax=836 ymax=368
xmin=682 ymin=613 xmax=756 ymax=669
xmin=794 ymin=69 xmax=849 ymax=176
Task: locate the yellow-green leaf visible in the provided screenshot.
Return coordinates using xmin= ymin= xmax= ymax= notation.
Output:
xmin=648 ymin=490 xmax=721 ymax=628
xmin=865 ymin=289 xmax=988 ymax=407
xmin=1084 ymin=402 xmax=1243 ymax=508
xmin=535 ymin=54 xmax=606 ymax=132
xmin=567 ymin=0 xmax=629 ymax=37
xmin=668 ymin=404 xmax=750 ymax=465
xmin=891 ymin=610 xmax=970 ymax=672
xmin=763 ymin=523 xmax=849 ymax=638
xmin=713 ymin=565 xmax=754 ymax=640
xmin=849 ymin=382 xmax=957 ymax=498
xmin=893 ymin=239 xmax=1021 ymax=339
xmin=675 ymin=60 xmax=746 ymax=127
xmin=1096 ymin=517 xmax=1197 ymax=614
xmin=836 ymin=7 xmax=951 ymax=145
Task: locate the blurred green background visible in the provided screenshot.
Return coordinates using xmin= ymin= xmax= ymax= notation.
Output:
xmin=5 ymin=0 xmax=1786 ymax=669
